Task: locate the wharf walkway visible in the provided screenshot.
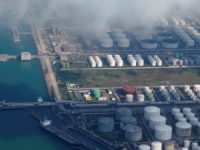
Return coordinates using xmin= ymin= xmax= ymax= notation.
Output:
xmin=0 ymin=100 xmax=73 ymax=109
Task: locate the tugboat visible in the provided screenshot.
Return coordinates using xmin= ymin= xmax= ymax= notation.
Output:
xmin=37 ymin=97 xmax=44 ymax=103
xmin=40 ymin=117 xmax=51 ymax=127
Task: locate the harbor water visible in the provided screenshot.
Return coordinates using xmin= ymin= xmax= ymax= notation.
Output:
xmin=0 ymin=25 xmax=74 ymax=150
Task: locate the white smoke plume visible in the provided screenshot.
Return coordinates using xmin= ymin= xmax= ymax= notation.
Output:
xmin=0 ymin=0 xmax=199 ymax=32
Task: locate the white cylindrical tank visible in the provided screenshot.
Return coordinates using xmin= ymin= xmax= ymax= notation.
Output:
xmin=126 ymin=94 xmax=134 ymax=103
xmin=174 ymin=112 xmax=184 ymax=120
xmin=178 ymin=117 xmax=187 ymax=123
xmin=155 ymin=125 xmax=172 ymax=140
xmin=162 ymin=39 xmax=179 ymax=49
xmin=137 ymin=59 xmax=144 ymax=66
xmin=151 ymin=141 xmax=162 ymax=150
xmin=175 ymin=122 xmax=192 ymax=137
xmin=171 ymin=108 xmax=180 ymax=115
xmin=185 ymin=112 xmax=195 ymax=119
xmin=192 ymin=142 xmax=198 ymax=150
xmin=141 ymin=39 xmax=158 ymax=49
xmin=149 ymin=115 xmax=166 ymax=130
xmin=117 ymin=38 xmax=130 ymax=48
xmin=94 ymin=56 xmax=103 ymax=67
xmin=100 ymin=38 xmax=113 ymax=48
xmin=144 ymin=106 xmax=160 ymax=120
xmin=189 ymin=117 xmax=198 ymax=126
xmin=137 ymin=94 xmax=145 ymax=102
xmin=139 ymin=144 xmax=151 ymax=150
xmin=147 ymin=55 xmax=156 ymax=66
xmin=184 ymin=140 xmax=190 ymax=148
xmin=106 ymin=55 xmax=116 ymax=67
xmin=89 ymin=56 xmax=96 ymax=68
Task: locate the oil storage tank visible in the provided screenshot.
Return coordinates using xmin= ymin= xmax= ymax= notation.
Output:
xmin=117 ymin=38 xmax=130 ymax=48
xmin=175 ymin=122 xmax=192 ymax=137
xmin=126 ymin=94 xmax=134 ymax=102
xmin=116 ymin=107 xmax=132 ymax=120
xmin=144 ymin=106 xmax=161 ymax=120
xmin=141 ymin=39 xmax=158 ymax=49
xmin=162 ymin=39 xmax=179 ymax=49
xmin=164 ymin=141 xmax=175 ymax=150
xmin=120 ymin=116 xmax=137 ymax=129
xmin=97 ymin=117 xmax=114 ymax=132
xmin=124 ymin=125 xmax=142 ymax=141
xmin=157 ymin=33 xmax=173 ymax=41
xmin=91 ymin=89 xmax=101 ymax=99
xmin=123 ymin=86 xmax=138 ymax=95
xmin=139 ymin=144 xmax=151 ymax=150
xmin=149 ymin=115 xmax=167 ymax=130
xmin=100 ymin=38 xmax=113 ymax=48
xmin=155 ymin=124 xmax=172 ymax=140
xmin=197 ymin=122 xmax=200 ymax=136
xmin=151 ymin=141 xmax=162 ymax=150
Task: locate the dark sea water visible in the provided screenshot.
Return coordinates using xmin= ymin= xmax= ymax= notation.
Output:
xmin=0 ymin=25 xmax=74 ymax=150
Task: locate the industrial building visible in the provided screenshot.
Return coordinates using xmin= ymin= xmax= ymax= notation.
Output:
xmin=68 ymin=84 xmax=200 ymax=104
xmin=20 ymin=52 xmax=32 ymax=61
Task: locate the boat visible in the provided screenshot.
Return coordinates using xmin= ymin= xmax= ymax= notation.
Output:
xmin=40 ymin=118 xmax=81 ymax=146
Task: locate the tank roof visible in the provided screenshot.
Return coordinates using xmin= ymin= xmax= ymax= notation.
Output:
xmin=176 ymin=122 xmax=192 ymax=129
xmin=155 ymin=124 xmax=172 ymax=131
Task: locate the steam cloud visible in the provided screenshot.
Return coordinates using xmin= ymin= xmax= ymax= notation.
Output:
xmin=0 ymin=0 xmax=199 ymax=33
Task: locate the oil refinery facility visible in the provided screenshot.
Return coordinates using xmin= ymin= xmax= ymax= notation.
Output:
xmin=35 ymin=15 xmax=200 ymax=150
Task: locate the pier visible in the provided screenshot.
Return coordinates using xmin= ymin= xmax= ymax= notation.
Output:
xmin=12 ymin=26 xmax=32 ymax=43
xmin=32 ymin=113 xmax=116 ymax=150
xmin=12 ymin=27 xmax=21 ymax=42
xmin=31 ymin=24 xmax=62 ymax=100
xmin=0 ymin=100 xmax=73 ymax=109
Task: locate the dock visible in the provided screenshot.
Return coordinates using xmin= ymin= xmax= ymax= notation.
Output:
xmin=31 ymin=24 xmax=62 ymax=100
xmin=12 ymin=27 xmax=21 ymax=42
xmin=0 ymin=54 xmax=17 ymax=62
xmin=32 ymin=112 xmax=116 ymax=150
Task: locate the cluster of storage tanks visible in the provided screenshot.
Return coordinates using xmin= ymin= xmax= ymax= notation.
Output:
xmin=185 ymin=26 xmax=200 ymax=45
xmin=182 ymin=140 xmax=200 ymax=150
xmin=168 ymin=86 xmax=181 ymax=101
xmin=174 ymin=27 xmax=195 ymax=47
xmin=183 ymin=85 xmax=200 ymax=101
xmin=127 ymin=54 xmax=144 ymax=67
xmin=97 ymin=28 xmax=131 ymax=48
xmin=159 ymin=86 xmax=171 ymax=101
xmin=138 ymin=141 xmax=174 ymax=150
xmin=139 ymin=32 xmax=179 ymax=49
xmin=106 ymin=55 xmax=123 ymax=67
xmin=144 ymin=106 xmax=172 ymax=141
xmin=171 ymin=107 xmax=200 ymax=137
xmin=171 ymin=16 xmax=186 ymax=26
xmin=111 ymin=28 xmax=130 ymax=48
xmin=144 ymin=87 xmax=155 ymax=101
xmin=96 ymin=107 xmax=143 ymax=142
xmin=125 ymin=93 xmax=145 ymax=103
xmin=147 ymin=55 xmax=162 ymax=66
xmin=168 ymin=57 xmax=195 ymax=66
xmin=88 ymin=56 xmax=103 ymax=68
xmin=139 ymin=140 xmax=200 ymax=150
